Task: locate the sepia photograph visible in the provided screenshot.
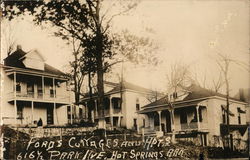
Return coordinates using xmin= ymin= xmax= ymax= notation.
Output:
xmin=0 ymin=0 xmax=249 ymax=159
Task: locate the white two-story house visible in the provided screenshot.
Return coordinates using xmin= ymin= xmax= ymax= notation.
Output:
xmin=139 ymin=84 xmax=248 ymax=150
xmin=80 ymin=81 xmax=160 ymax=132
xmin=0 ymin=46 xmax=71 ymax=126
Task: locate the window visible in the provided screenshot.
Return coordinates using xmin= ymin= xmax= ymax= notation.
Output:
xmin=113 ymin=98 xmax=121 ymax=109
xmin=238 ymin=114 xmax=241 ymax=124
xmin=37 ymin=84 xmax=43 ymax=98
xmin=143 ymin=119 xmax=145 ymax=128
xmin=105 ymin=117 xmax=110 ymax=124
xmin=79 ymin=108 xmax=83 ymax=119
xmin=16 ymin=82 xmax=21 ymax=92
xmin=17 ymin=105 xmax=23 ymax=119
xmin=27 ymin=82 xmax=34 ymax=97
xmin=136 ymin=98 xmax=140 ymax=111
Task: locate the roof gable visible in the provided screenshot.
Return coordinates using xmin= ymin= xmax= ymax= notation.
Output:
xmin=4 ymin=48 xmax=66 ymax=76
xmin=20 ymin=49 xmax=46 ymax=61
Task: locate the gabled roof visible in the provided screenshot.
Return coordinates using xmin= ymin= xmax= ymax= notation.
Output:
xmin=4 ymin=48 xmax=66 ymax=76
xmin=80 ymin=81 xmax=154 ymax=101
xmin=143 ymin=84 xmax=243 ymax=109
xmin=107 ymin=81 xmax=153 ymax=94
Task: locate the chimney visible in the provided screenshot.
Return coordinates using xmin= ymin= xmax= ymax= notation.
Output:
xmin=16 ymin=45 xmax=22 ymax=50
xmin=239 ymin=88 xmax=245 ymax=102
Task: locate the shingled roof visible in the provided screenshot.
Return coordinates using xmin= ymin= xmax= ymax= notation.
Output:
xmin=107 ymin=81 xmax=153 ymax=94
xmin=4 ymin=48 xmax=66 ymax=76
xmin=143 ymin=84 xmax=243 ymax=109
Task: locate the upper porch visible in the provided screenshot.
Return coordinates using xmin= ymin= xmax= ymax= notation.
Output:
xmin=3 ymin=66 xmax=71 ymax=104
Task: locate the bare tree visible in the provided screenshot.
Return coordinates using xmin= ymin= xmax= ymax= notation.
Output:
xmin=1 ymin=20 xmax=17 ymax=56
xmin=215 ymin=52 xmax=249 ymax=149
xmin=212 ymin=71 xmax=224 ymax=93
xmin=166 ymin=62 xmax=192 ymax=94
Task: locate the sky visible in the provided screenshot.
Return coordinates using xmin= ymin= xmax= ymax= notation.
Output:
xmin=1 ymin=0 xmax=249 ymax=95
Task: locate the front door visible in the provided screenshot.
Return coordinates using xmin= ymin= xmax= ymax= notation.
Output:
xmin=166 ymin=110 xmax=172 ymax=132
xmin=47 ymin=107 xmax=54 ymax=125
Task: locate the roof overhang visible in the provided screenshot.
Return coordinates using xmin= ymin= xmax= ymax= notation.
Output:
xmin=220 ymin=124 xmax=248 ymax=136
xmin=138 ymin=99 xmax=205 ymax=114
xmin=3 ymin=65 xmax=69 ymax=81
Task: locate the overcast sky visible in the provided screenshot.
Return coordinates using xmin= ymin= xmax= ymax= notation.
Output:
xmin=1 ymin=0 xmax=249 ymax=95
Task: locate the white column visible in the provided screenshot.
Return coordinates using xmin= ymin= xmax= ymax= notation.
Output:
xmin=14 ymin=72 xmax=17 ymax=125
xmin=42 ymin=76 xmax=44 ymax=99
xmin=70 ymin=105 xmax=73 ymax=124
xmin=31 ymin=101 xmax=34 ymax=124
xmin=53 ymin=78 xmax=57 ymax=124
xmin=196 ymin=105 xmax=200 ymax=130
xmin=118 ymin=116 xmax=121 ymax=127
xmin=157 ymin=111 xmax=162 ymax=131
xmin=109 ymin=97 xmax=113 ymax=129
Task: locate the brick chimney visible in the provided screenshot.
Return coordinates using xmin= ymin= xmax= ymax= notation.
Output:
xmin=16 ymin=45 xmax=22 ymax=50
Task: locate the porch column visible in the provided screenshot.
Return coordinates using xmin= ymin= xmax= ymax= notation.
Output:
xmin=53 ymin=78 xmax=57 ymax=124
xmin=118 ymin=116 xmax=121 ymax=127
xmin=70 ymin=104 xmax=73 ymax=124
xmin=31 ymin=101 xmax=34 ymax=124
xmin=14 ymin=72 xmax=17 ymax=124
xmin=109 ymin=97 xmax=113 ymax=129
xmin=42 ymin=76 xmax=44 ymax=99
xmin=157 ymin=111 xmax=162 ymax=131
xmin=196 ymin=105 xmax=200 ymax=130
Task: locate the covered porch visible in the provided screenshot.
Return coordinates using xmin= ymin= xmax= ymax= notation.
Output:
xmin=139 ymin=100 xmax=209 ymax=140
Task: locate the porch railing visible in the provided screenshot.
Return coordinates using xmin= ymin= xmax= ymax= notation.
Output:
xmin=180 ymin=122 xmax=208 ymax=130
xmin=6 ymin=92 xmax=70 ymax=104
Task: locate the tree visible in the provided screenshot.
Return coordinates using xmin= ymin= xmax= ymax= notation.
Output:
xmin=215 ymin=52 xmax=249 ymax=150
xmin=166 ymin=61 xmax=192 ymax=94
xmin=1 ymin=20 xmax=17 ymax=57
xmin=165 ymin=61 xmax=192 ymax=143
xmin=3 ymin=0 xmax=157 ymax=128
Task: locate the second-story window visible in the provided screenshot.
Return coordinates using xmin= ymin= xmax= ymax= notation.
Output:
xmin=136 ymin=98 xmax=140 ymax=111
xmin=50 ymin=85 xmax=54 ymax=97
xmin=37 ymin=84 xmax=43 ymax=98
xmin=27 ymin=82 xmax=34 ymax=97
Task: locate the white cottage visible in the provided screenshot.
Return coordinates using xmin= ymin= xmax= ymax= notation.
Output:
xmin=139 ymin=84 xmax=248 ymax=150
